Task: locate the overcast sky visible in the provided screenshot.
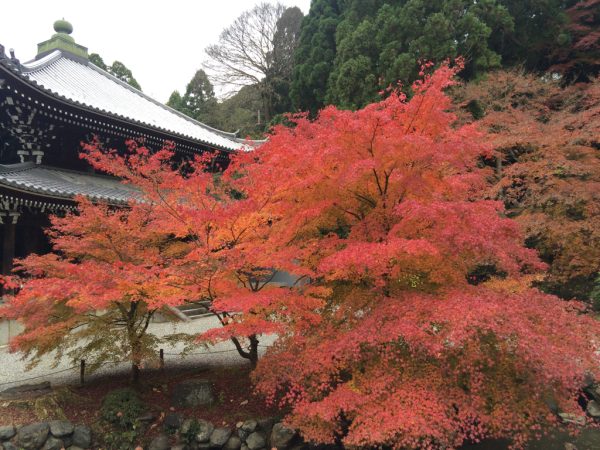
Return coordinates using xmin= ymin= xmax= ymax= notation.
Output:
xmin=1 ymin=0 xmax=311 ymax=103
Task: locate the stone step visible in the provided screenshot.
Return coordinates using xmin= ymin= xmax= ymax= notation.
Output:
xmin=178 ymin=302 xmax=210 ymax=312
xmin=175 ymin=303 xmax=212 ymax=320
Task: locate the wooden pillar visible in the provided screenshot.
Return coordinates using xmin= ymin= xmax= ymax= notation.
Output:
xmin=2 ymin=217 xmax=16 ymax=297
xmin=2 ymin=221 xmax=15 ymax=277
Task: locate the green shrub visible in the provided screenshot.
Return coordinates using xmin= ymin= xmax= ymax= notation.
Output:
xmin=182 ymin=419 xmax=201 ymax=443
xmin=102 ymin=388 xmax=146 ymax=426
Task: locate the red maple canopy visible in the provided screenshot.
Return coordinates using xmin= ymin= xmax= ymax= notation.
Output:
xmin=2 ymin=62 xmax=599 ymax=448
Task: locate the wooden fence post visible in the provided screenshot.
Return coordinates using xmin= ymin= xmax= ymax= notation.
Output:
xmin=80 ymin=359 xmax=85 ymax=384
xmin=160 ymin=349 xmax=164 ymax=369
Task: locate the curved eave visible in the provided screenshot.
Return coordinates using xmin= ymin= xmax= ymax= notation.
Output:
xmin=0 ymin=163 xmax=138 ymax=206
xmin=0 ymin=183 xmax=132 ymax=205
xmin=0 ymin=57 xmax=248 ymax=153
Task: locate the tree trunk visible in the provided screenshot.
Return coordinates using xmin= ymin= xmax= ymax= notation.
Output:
xmin=263 ymin=95 xmax=272 ymax=124
xmin=261 ymin=80 xmax=274 ymax=124
xmin=247 ymin=334 xmax=259 ymax=369
xmin=231 ymin=334 xmax=260 ymax=369
xmin=496 ymin=154 xmax=502 ymax=179
xmin=129 ymin=362 xmax=140 ymax=385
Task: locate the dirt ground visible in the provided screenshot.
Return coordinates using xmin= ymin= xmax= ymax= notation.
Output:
xmin=0 ymin=364 xmax=282 ymax=449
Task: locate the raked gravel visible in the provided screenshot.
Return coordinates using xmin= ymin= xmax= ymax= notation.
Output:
xmin=0 ymin=315 xmax=276 ymax=391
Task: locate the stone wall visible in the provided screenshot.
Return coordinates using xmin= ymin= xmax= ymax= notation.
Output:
xmin=0 ymin=416 xmax=307 ymax=450
xmin=149 ymin=414 xmax=304 ymax=450
xmin=0 ymin=422 xmax=91 ymax=450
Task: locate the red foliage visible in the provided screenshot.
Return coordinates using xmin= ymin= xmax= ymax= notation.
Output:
xmin=550 ymin=0 xmax=600 ymax=77
xmin=454 ymin=69 xmax=600 ymax=299
xmin=238 ymin=63 xmax=599 ymax=448
xmin=4 ymin=62 xmax=600 ymax=448
xmin=0 ymin=200 xmax=191 ymax=381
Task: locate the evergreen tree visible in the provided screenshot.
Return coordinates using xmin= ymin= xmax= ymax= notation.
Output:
xmin=290 ymin=0 xmax=344 ymax=115
xmin=89 ymin=53 xmax=108 ymax=71
xmin=271 ymin=6 xmax=304 ymax=116
xmin=166 ymin=90 xmax=184 ymax=111
xmin=181 ymin=70 xmax=218 ymax=122
xmin=109 ymin=61 xmax=142 ymax=91
xmin=291 ymin=0 xmax=584 ymax=114
xmin=166 ymin=70 xmax=218 ymax=124
xmin=89 ymin=53 xmax=142 ymax=91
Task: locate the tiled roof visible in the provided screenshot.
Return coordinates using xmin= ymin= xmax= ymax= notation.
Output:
xmin=0 ymin=162 xmax=138 ymax=205
xmin=3 ymin=50 xmax=250 ymax=152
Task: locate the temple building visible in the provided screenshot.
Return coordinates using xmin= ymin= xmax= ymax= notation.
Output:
xmin=0 ymin=20 xmax=250 ymax=277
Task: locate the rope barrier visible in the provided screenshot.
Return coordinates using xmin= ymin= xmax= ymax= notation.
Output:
xmin=0 ymin=344 xmax=275 ymax=388
xmin=0 ymin=367 xmax=74 ymax=388
xmin=0 ymin=359 xmax=126 ymax=388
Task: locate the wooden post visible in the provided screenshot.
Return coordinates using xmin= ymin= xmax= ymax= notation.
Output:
xmin=160 ymin=349 xmax=164 ymax=369
xmin=2 ymin=221 xmax=15 ymax=277
xmin=257 ymin=110 xmax=260 ymax=125
xmin=80 ymin=359 xmax=85 ymax=384
xmin=2 ymin=217 xmax=16 ymax=297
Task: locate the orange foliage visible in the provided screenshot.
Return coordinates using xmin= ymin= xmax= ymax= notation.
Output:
xmin=454 ymin=69 xmax=600 ymax=299
xmin=0 ymin=200 xmax=192 ymax=382
xmin=3 ymin=63 xmax=600 ymax=448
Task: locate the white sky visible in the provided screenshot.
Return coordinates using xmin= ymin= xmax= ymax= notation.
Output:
xmin=1 ymin=0 xmax=311 ymax=103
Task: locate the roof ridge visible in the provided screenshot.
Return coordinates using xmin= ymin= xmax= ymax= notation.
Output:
xmin=85 ymin=60 xmax=242 ymax=142
xmin=0 ymin=49 xmax=247 ymax=152
xmin=21 ymin=50 xmax=63 ymax=72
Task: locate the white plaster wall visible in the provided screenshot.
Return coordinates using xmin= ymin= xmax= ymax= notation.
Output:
xmin=0 ymin=319 xmax=24 ymax=347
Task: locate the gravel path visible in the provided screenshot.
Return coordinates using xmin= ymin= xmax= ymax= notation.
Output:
xmin=0 ymin=316 xmax=276 ymax=391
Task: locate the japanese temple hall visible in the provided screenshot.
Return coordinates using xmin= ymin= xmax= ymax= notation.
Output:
xmin=0 ymin=20 xmax=251 ymax=277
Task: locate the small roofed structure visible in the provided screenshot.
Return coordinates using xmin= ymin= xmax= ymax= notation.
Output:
xmin=0 ymin=19 xmax=257 ymax=277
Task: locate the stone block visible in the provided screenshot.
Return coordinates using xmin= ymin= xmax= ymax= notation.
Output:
xmin=269 ymin=424 xmax=296 ymax=450
xmin=171 ymin=379 xmax=215 ymax=408
xmin=246 ymin=433 xmax=265 ymax=450
xmin=0 ymin=426 xmax=16 ymax=442
xmin=240 ymin=421 xmax=257 ymax=433
xmin=48 ymin=421 xmax=74 ymax=439
xmin=194 ymin=420 xmax=215 ymax=443
xmin=17 ymin=423 xmax=49 ymax=450
xmin=165 ymin=413 xmax=186 ymax=430
xmin=150 ymin=435 xmax=170 ymax=450
xmin=223 ymin=436 xmax=241 ymax=450
xmin=41 ymin=437 xmax=63 ymax=450
xmin=72 ymin=425 xmax=92 ymax=449
xmin=210 ymin=428 xmax=232 ymax=448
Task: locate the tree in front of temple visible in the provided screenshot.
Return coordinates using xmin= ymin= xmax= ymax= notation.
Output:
xmin=81 ymin=141 xmax=320 ymax=370
xmin=88 ymin=61 xmax=600 ymax=447
xmin=240 ymin=62 xmax=600 ymax=448
xmin=0 ymin=199 xmax=191 ymax=384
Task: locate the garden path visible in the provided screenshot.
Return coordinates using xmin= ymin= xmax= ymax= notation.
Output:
xmin=0 ymin=315 xmax=275 ymax=391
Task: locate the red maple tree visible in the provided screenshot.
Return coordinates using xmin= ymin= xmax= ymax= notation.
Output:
xmin=0 ymin=199 xmax=191 ymax=383
xmin=80 ymin=141 xmax=321 ymax=369
xmin=3 ymin=62 xmax=600 ymax=448
xmin=550 ymin=0 xmax=600 ymax=80
xmin=237 ymin=64 xmax=600 ymax=448
xmin=454 ymin=69 xmax=600 ymax=299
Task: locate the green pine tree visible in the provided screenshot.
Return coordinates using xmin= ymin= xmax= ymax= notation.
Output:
xmin=292 ymin=0 xmax=576 ymax=115
xmin=289 ymin=0 xmax=344 ymax=115
xmin=89 ymin=54 xmax=142 ymax=91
